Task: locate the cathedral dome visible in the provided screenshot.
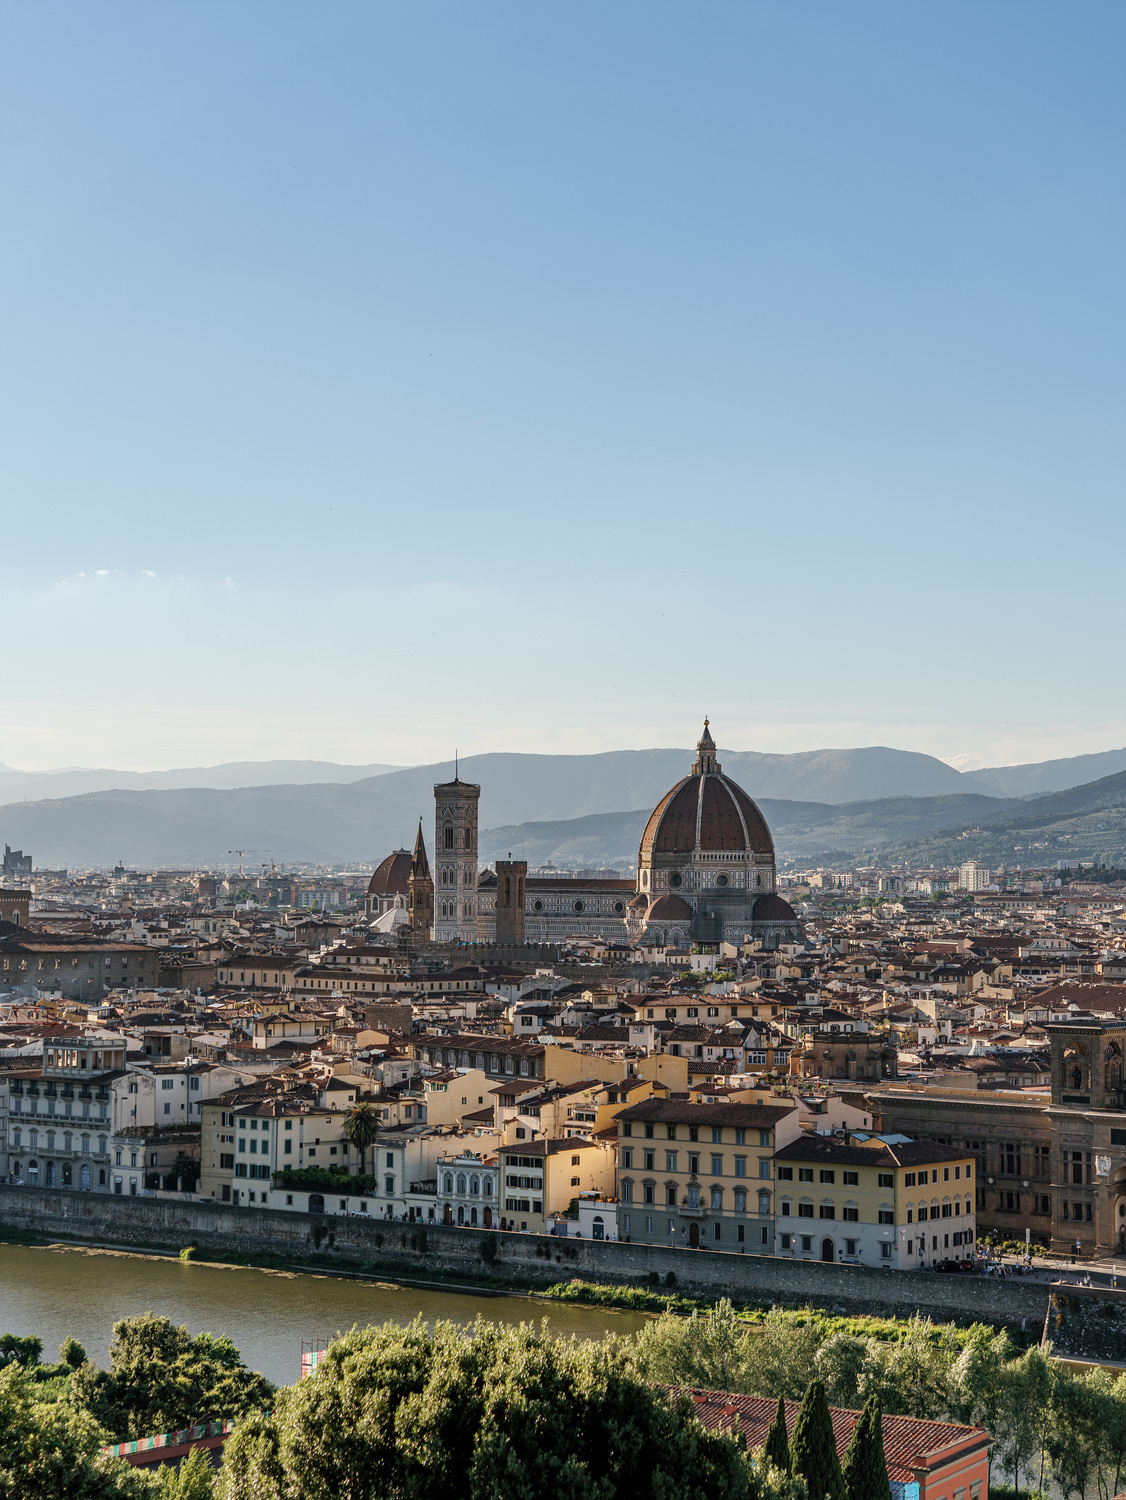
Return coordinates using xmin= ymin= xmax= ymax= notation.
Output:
xmin=367 ymin=849 xmax=412 ymax=898
xmin=639 ymin=722 xmax=773 ymax=859
xmin=645 ymin=894 xmax=692 ymax=921
xmin=752 ymin=893 xmax=798 ymax=923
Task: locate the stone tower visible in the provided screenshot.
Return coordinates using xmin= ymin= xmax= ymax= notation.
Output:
xmin=407 ymin=820 xmax=433 ymax=945
xmin=433 ymin=772 xmax=481 ymax=943
xmin=494 ymin=858 xmax=527 ymax=945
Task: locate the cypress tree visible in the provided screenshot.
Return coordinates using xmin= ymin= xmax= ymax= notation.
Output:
xmin=764 ymin=1394 xmax=790 ymax=1472
xmin=842 ymin=1396 xmax=892 ymax=1500
xmin=790 ymin=1379 xmax=847 ymax=1500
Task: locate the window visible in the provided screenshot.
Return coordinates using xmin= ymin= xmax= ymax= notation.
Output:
xmin=878 ymin=1173 xmax=894 ymax=1189
xmin=819 ymin=1203 xmax=835 ymax=1220
xmin=799 ymin=1168 xmax=813 ymax=1182
xmin=820 ymin=1169 xmax=835 ymax=1184
xmin=878 ymin=1208 xmax=895 ymax=1224
xmin=666 ymin=1185 xmax=677 ymax=1206
xmin=904 ymin=1172 xmax=916 ymax=1187
xmin=665 ymin=1152 xmax=678 ymax=1172
xmin=644 ymin=1151 xmax=655 ymax=1171
xmin=735 ymin=1157 xmax=747 ymax=1178
xmin=781 ymin=1233 xmax=792 ymax=1250
xmin=710 ymin=1187 xmax=723 ymax=1210
xmin=711 ymin=1154 xmax=723 ymax=1176
xmin=667 ymin=1124 xmax=678 ymax=1140
xmin=843 ymin=1204 xmax=858 ymax=1222
xmin=780 ymin=1198 xmax=791 ymax=1216
xmin=622 ymin=1149 xmax=633 ymax=1169
xmin=798 ymin=1200 xmax=814 ymax=1218
xmin=843 ymin=1171 xmax=858 ymax=1186
xmin=777 ymin=1166 xmax=793 ymax=1180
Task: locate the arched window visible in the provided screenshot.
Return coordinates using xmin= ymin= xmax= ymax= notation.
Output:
xmin=456 ymin=1173 xmax=467 ymax=1194
xmin=64 ymin=1133 xmax=72 ymax=1151
xmin=445 ymin=825 xmax=454 ymax=849
xmin=734 ymin=1187 xmax=747 ymax=1213
xmin=29 ymin=1130 xmax=38 ymax=1150
xmin=464 ymin=827 xmax=472 ymax=850
xmin=81 ymin=1135 xmax=90 ymax=1153
xmin=11 ymin=1129 xmax=20 ymax=1149
xmin=710 ymin=1186 xmax=723 ymax=1210
xmin=621 ymin=1180 xmax=634 ymax=1204
xmin=443 ymin=1174 xmax=453 ymax=1194
xmin=758 ymin=1191 xmax=770 ymax=1216
xmin=643 ymin=1180 xmax=655 ymax=1205
xmin=482 ymin=1177 xmax=493 ymax=1197
xmin=97 ymin=1136 xmax=107 ymax=1154
xmin=470 ymin=1176 xmax=480 ymax=1196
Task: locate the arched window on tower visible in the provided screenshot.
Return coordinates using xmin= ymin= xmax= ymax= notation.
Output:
xmin=445 ymin=825 xmax=454 ymax=849
xmin=464 ymin=827 xmax=473 ymax=850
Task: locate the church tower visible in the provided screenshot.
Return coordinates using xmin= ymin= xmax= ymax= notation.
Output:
xmin=407 ymin=820 xmax=433 ymax=946
xmin=433 ymin=772 xmax=480 ymax=943
xmin=494 ymin=859 xmax=526 ymax=945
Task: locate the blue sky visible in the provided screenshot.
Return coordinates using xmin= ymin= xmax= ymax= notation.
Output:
xmin=3 ymin=2 xmax=1122 ymax=772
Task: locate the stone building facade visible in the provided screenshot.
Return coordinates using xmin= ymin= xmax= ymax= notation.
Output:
xmin=433 ymin=777 xmax=480 ymax=943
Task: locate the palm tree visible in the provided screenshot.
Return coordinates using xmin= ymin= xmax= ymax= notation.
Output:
xmin=342 ymin=1100 xmax=381 ymax=1179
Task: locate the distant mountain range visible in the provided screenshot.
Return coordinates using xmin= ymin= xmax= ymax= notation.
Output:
xmin=1 ymin=744 xmax=1123 ymax=870
xmin=0 ymin=760 xmax=401 ymax=802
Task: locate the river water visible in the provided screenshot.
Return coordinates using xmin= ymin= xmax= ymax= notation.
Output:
xmin=0 ymin=1244 xmax=650 ymax=1389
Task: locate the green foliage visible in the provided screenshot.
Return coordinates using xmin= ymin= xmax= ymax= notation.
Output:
xmin=0 ymin=1364 xmax=153 ymax=1499
xmin=0 ymin=1332 xmax=43 ymax=1368
xmin=790 ymin=1380 xmax=846 ymax=1500
xmin=764 ymin=1394 xmax=791 ymax=1472
xmin=841 ymin=1397 xmax=891 ymax=1500
xmin=59 ymin=1337 xmax=88 ymax=1371
xmin=219 ymin=1316 xmax=771 ymax=1500
xmin=340 ymin=1101 xmax=381 ymax=1175
xmin=156 ymin=1445 xmax=216 ymax=1500
xmin=67 ymin=1313 xmax=273 ymax=1442
xmin=179 ymin=1247 xmax=197 ymax=1263
xmin=272 ymin=1166 xmax=376 ymax=1192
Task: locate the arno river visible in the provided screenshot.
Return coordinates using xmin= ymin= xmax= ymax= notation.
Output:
xmin=0 ymin=1244 xmax=650 ymax=1388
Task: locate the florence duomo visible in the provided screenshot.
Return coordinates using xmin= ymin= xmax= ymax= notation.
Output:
xmin=364 ymin=721 xmax=801 ymax=951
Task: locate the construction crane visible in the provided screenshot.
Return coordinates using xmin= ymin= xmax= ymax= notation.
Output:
xmin=227 ymin=848 xmax=283 ymax=876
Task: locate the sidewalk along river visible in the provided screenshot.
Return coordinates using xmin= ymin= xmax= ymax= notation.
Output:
xmin=0 ymin=1243 xmax=651 ymax=1388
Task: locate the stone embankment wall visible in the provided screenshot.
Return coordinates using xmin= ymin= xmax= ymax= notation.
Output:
xmin=1044 ymin=1283 xmax=1126 ymax=1363
xmin=0 ymin=1185 xmax=1051 ymax=1333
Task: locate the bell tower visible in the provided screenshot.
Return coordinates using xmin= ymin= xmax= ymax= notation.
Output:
xmin=495 ymin=858 xmax=526 ymax=945
xmin=407 ymin=820 xmax=433 ymax=946
xmin=433 ymin=772 xmax=480 ymax=943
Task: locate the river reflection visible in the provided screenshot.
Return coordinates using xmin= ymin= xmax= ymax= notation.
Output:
xmin=0 ymin=1243 xmax=650 ymax=1388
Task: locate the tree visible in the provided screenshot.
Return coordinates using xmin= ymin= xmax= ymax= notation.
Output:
xmin=59 ymin=1337 xmax=89 ymax=1371
xmin=0 ymin=1364 xmax=153 ymax=1500
xmin=814 ymin=1334 xmax=869 ymax=1410
xmin=841 ymin=1397 xmax=891 ymax=1500
xmin=219 ymin=1317 xmax=772 ymax=1500
xmin=68 ymin=1314 xmax=273 ymax=1442
xmin=0 ymin=1333 xmax=43 ymax=1368
xmin=764 ymin=1395 xmax=791 ymax=1472
xmin=632 ymin=1300 xmax=753 ymax=1392
xmin=341 ymin=1100 xmax=381 ymax=1176
xmin=157 ymin=1445 xmax=216 ymax=1500
xmin=790 ymin=1380 xmax=847 ymax=1500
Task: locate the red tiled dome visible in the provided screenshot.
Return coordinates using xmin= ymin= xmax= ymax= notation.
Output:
xmin=752 ymin=893 xmax=798 ymax=923
xmin=367 ymin=849 xmax=412 ymax=897
xmin=645 ymin=894 xmax=693 ymax=921
xmin=639 ymin=774 xmax=774 ymax=858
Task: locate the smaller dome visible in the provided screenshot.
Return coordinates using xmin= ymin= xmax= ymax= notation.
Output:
xmin=627 ymin=894 xmax=648 ymax=911
xmin=367 ymin=849 xmax=412 ymax=897
xmin=752 ymin=893 xmax=798 ymax=923
xmin=646 ymin=894 xmax=692 ymax=922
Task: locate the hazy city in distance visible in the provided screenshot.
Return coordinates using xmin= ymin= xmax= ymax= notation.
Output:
xmin=2 ymin=3 xmax=1124 ymax=1496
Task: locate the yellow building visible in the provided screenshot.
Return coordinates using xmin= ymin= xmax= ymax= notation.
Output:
xmin=498 ymin=1137 xmax=616 ymax=1234
xmin=615 ymin=1098 xmax=801 ymax=1250
xmin=773 ymin=1133 xmax=976 ymax=1269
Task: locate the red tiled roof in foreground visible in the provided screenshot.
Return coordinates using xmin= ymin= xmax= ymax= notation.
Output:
xmin=675 ymin=1390 xmax=991 ymax=1482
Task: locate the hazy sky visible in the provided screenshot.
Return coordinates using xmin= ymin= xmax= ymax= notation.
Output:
xmin=3 ymin=3 xmax=1122 ymax=773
